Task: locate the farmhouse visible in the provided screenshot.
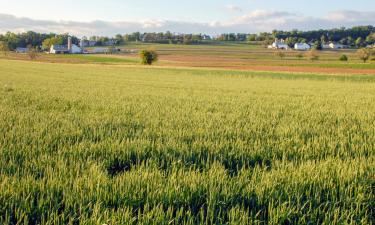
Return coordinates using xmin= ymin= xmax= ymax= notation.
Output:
xmin=80 ymin=40 xmax=97 ymax=47
xmin=202 ymin=35 xmax=211 ymax=40
xmin=103 ymin=39 xmax=117 ymax=46
xmin=294 ymin=43 xmax=311 ymax=51
xmin=329 ymin=43 xmax=344 ymax=49
xmin=271 ymin=39 xmax=289 ymax=50
xmin=50 ymin=37 xmax=82 ymax=54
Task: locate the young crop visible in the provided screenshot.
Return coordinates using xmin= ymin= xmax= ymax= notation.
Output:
xmin=0 ymin=60 xmax=374 ymax=224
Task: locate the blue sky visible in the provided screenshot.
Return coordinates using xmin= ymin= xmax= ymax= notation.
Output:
xmin=0 ymin=0 xmax=374 ymax=36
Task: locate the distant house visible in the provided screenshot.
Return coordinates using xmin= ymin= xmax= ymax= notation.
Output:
xmin=294 ymin=43 xmax=311 ymax=51
xmin=50 ymin=37 xmax=82 ymax=54
xmin=329 ymin=43 xmax=344 ymax=49
xmin=15 ymin=47 xmax=29 ymax=53
xmin=202 ymin=35 xmax=211 ymax=40
xmin=103 ymin=39 xmax=117 ymax=46
xmin=271 ymin=39 xmax=289 ymax=50
xmin=80 ymin=40 xmax=97 ymax=47
xmin=322 ymin=44 xmax=331 ymax=49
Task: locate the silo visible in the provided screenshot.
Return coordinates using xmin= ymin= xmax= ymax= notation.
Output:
xmin=68 ymin=37 xmax=72 ymax=52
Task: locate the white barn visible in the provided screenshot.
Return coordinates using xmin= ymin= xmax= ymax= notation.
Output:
xmin=50 ymin=37 xmax=82 ymax=54
xmin=294 ymin=43 xmax=311 ymax=51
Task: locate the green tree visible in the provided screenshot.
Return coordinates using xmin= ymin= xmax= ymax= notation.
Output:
xmin=27 ymin=45 xmax=38 ymax=60
xmin=42 ymin=37 xmax=62 ymax=50
xmin=115 ymin=34 xmax=124 ymax=45
xmin=357 ymin=48 xmax=371 ymax=63
xmin=366 ymin=33 xmax=375 ymax=44
xmin=355 ymin=37 xmax=364 ymax=47
xmin=247 ymin=34 xmax=257 ymax=42
xmin=139 ymin=50 xmax=158 ymax=65
xmin=0 ymin=41 xmax=9 ymax=56
xmin=314 ymin=40 xmax=322 ymax=50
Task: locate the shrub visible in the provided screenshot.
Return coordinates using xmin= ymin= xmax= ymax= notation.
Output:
xmin=274 ymin=50 xmax=286 ymax=60
xmin=296 ymin=53 xmax=304 ymax=60
xmin=339 ymin=54 xmax=348 ymax=61
xmin=139 ymin=50 xmax=158 ymax=65
xmin=306 ymin=50 xmax=319 ymax=61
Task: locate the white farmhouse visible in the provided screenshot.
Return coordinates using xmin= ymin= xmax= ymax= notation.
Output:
xmin=50 ymin=37 xmax=82 ymax=54
xmin=329 ymin=43 xmax=344 ymax=49
xmin=271 ymin=39 xmax=289 ymax=50
xmin=294 ymin=43 xmax=311 ymax=51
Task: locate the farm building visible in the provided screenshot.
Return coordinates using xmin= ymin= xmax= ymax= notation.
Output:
xmin=271 ymin=39 xmax=289 ymax=50
xmin=50 ymin=37 xmax=82 ymax=54
xmin=91 ymin=48 xmax=109 ymax=54
xmin=294 ymin=43 xmax=311 ymax=50
xmin=103 ymin=39 xmax=117 ymax=46
xmin=80 ymin=40 xmax=97 ymax=47
xmin=329 ymin=43 xmax=344 ymax=49
xmin=202 ymin=35 xmax=211 ymax=40
xmin=15 ymin=47 xmax=29 ymax=53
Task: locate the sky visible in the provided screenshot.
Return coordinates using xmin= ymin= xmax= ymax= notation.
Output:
xmin=0 ymin=0 xmax=374 ymax=36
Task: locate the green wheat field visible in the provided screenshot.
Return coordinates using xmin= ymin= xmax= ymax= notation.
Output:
xmin=0 ymin=59 xmax=374 ymax=224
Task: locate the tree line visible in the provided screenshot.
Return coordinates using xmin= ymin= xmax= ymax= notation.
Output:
xmin=249 ymin=26 xmax=375 ymax=48
xmin=0 ymin=26 xmax=374 ymax=51
xmin=0 ymin=31 xmax=80 ymax=51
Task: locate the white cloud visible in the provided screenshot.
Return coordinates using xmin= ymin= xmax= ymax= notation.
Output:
xmin=325 ymin=10 xmax=375 ymax=23
xmin=226 ymin=5 xmax=243 ymax=12
xmin=0 ymin=10 xmax=374 ymax=36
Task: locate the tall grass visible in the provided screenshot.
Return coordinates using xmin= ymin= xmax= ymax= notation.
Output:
xmin=0 ymin=60 xmax=374 ymax=224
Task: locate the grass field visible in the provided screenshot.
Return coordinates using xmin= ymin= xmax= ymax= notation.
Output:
xmin=0 ymin=58 xmax=374 ymax=224
xmin=2 ymin=43 xmax=375 ymax=75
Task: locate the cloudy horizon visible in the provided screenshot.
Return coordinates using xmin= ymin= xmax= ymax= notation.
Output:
xmin=0 ymin=0 xmax=374 ymax=37
xmin=1 ymin=10 xmax=374 ymax=37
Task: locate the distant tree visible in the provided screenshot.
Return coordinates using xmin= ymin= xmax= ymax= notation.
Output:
xmin=27 ymin=45 xmax=38 ymax=60
xmin=320 ymin=35 xmax=328 ymax=44
xmin=275 ymin=50 xmax=286 ymax=60
xmin=0 ymin=41 xmax=9 ymax=56
xmin=285 ymin=37 xmax=298 ymax=48
xmin=42 ymin=37 xmax=62 ymax=50
xmin=346 ymin=37 xmax=354 ymax=46
xmin=339 ymin=54 xmax=348 ymax=61
xmin=115 ymin=34 xmax=124 ymax=45
xmin=247 ymin=34 xmax=257 ymax=42
xmin=366 ymin=33 xmax=375 ymax=44
xmin=313 ymin=40 xmax=322 ymax=50
xmin=306 ymin=49 xmax=319 ymax=61
xmin=357 ymin=48 xmax=371 ymax=63
xmin=139 ymin=50 xmax=158 ymax=65
xmin=355 ymin=37 xmax=364 ymax=47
